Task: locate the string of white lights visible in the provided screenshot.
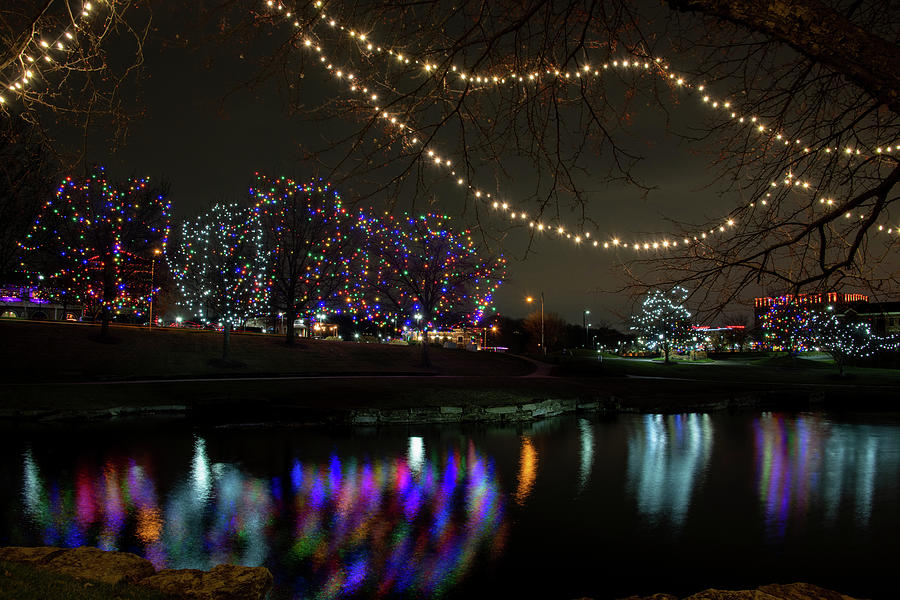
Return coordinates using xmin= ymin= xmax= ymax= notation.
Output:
xmin=293 ymin=0 xmax=899 ymax=165
xmin=3 ymin=1 xmax=896 ymax=253
xmin=0 ymin=2 xmax=102 ymax=106
xmin=266 ymin=2 xmax=899 ymax=252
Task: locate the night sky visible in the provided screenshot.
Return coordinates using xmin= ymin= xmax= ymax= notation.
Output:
xmin=46 ymin=3 xmax=760 ymax=327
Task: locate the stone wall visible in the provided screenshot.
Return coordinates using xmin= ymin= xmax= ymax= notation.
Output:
xmin=347 ymin=397 xmax=617 ymax=425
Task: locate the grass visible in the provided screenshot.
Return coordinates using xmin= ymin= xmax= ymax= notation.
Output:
xmin=0 ymin=560 xmax=171 ymax=600
xmin=0 ymin=320 xmax=533 ymax=382
xmin=555 ymin=352 xmax=900 ymax=387
xmin=1 ymin=320 xmax=898 ymax=415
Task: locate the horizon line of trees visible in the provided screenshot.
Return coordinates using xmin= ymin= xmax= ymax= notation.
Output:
xmin=14 ymin=168 xmax=506 ymax=362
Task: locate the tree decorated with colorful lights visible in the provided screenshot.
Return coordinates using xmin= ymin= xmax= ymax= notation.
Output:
xmin=759 ymin=299 xmax=817 ymax=353
xmin=630 ymin=287 xmax=693 ymax=363
xmin=245 ymin=0 xmax=899 ymax=312
xmin=18 ymin=165 xmax=170 ymax=338
xmin=171 ymin=203 xmax=268 ymax=359
xmin=5 ymin=0 xmax=899 ymax=318
xmin=252 ymin=174 xmax=357 ymax=345
xmin=354 ymin=211 xmax=505 ymax=366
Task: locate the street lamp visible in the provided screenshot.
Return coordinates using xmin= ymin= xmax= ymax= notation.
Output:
xmin=482 ymin=324 xmax=497 ymax=349
xmin=526 ymin=292 xmax=545 ymax=355
xmin=583 ymin=309 xmax=590 ymax=347
xmin=148 ymin=249 xmax=161 ymax=331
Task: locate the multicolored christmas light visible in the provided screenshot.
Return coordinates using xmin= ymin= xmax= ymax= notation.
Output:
xmin=170 ymin=203 xmax=268 ymax=328
xmin=250 ymin=173 xmax=356 ymax=337
xmin=350 ymin=211 xmax=506 ymax=331
xmin=18 ymin=165 xmax=170 ymax=319
xmin=761 ymin=296 xmax=900 ymax=359
xmin=263 ymin=1 xmax=900 ymax=254
xmin=759 ymin=299 xmax=817 ymax=352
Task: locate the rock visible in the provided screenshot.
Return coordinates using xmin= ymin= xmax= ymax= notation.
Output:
xmin=43 ymin=546 xmax=155 ymax=585
xmin=0 ymin=546 xmax=66 ymax=564
xmin=756 ymin=583 xmax=858 ymax=600
xmin=682 ymin=591 xmax=761 ymax=599
xmin=617 ymin=583 xmax=862 ymax=600
xmin=140 ymin=563 xmax=274 ymax=600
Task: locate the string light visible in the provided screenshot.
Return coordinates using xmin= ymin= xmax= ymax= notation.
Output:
xmin=286 ymin=1 xmax=898 ymax=165
xmin=0 ymin=1 xmax=101 ymax=106
xmin=170 ymin=203 xmax=269 ymax=327
xmin=761 ymin=298 xmax=900 ymax=355
xmin=5 ymin=2 xmax=896 ymax=258
xmin=350 ymin=211 xmax=505 ymax=329
xmin=629 ymin=286 xmax=693 ymax=356
xmin=250 ymin=173 xmax=359 ymax=327
xmin=18 ymin=166 xmax=171 ymax=318
xmin=264 ymin=2 xmax=898 ymax=255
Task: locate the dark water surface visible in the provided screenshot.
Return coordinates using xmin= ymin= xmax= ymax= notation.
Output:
xmin=1 ymin=412 xmax=898 ymax=599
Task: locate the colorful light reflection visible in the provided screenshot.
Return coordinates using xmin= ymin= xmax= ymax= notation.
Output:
xmin=753 ymin=413 xmax=899 ymax=540
xmin=19 ymin=437 xmax=506 ymax=598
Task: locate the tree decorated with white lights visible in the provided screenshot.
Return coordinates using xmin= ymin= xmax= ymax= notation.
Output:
xmin=630 ymin=286 xmax=693 ymax=364
xmin=809 ymin=312 xmax=875 ymax=376
xmin=252 ymin=174 xmax=356 ymax=345
xmin=4 ymin=0 xmax=899 ymax=319
xmin=18 ymin=165 xmax=170 ymax=339
xmin=353 ymin=211 xmax=505 ymax=366
xmin=171 ymin=203 xmax=268 ymax=359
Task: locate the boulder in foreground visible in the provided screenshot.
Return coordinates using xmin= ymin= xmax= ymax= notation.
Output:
xmin=616 ymin=582 xmax=861 ymax=600
xmin=0 ymin=546 xmax=272 ymax=600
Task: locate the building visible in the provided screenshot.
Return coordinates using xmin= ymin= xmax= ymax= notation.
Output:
xmin=843 ymin=301 xmax=900 ymax=336
xmin=754 ymin=292 xmax=900 ymax=350
xmin=0 ymin=285 xmax=84 ymax=321
xmin=753 ymin=292 xmax=869 ymax=329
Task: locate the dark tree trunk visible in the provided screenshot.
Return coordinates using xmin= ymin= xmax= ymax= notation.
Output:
xmin=99 ymin=252 xmax=115 ymax=339
xmin=420 ymin=327 xmax=431 ymax=367
xmin=667 ymin=0 xmax=900 ymax=115
xmin=663 ymin=341 xmax=671 ymax=364
xmin=285 ymin=298 xmax=297 ymax=345
xmin=223 ymin=322 xmax=231 ymax=360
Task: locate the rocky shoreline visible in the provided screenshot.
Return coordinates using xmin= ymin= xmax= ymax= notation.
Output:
xmin=0 ymin=546 xmax=867 ymax=600
xmin=617 ymin=583 xmax=864 ymax=599
xmin=0 ymin=546 xmax=272 ymax=599
xmin=0 ymin=387 xmax=852 ymax=426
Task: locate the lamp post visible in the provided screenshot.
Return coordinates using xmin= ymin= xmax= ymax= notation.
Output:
xmin=583 ymin=309 xmax=590 ymax=347
xmin=482 ymin=324 xmax=497 ymax=349
xmin=148 ymin=249 xmax=161 ymax=331
xmin=526 ymin=293 xmax=545 ymax=355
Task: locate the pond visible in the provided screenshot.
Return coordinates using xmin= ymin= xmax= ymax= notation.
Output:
xmin=1 ymin=411 xmax=898 ymax=599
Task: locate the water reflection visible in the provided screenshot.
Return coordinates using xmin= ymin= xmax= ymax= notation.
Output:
xmin=19 ymin=437 xmax=506 ymax=598
xmin=514 ymin=436 xmax=538 ymax=506
xmin=578 ymin=418 xmax=594 ymax=494
xmin=626 ymin=414 xmax=714 ymax=529
xmin=754 ymin=413 xmax=899 ymax=539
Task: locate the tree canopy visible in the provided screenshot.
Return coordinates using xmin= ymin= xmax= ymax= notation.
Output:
xmin=2 ymin=0 xmax=898 ymax=314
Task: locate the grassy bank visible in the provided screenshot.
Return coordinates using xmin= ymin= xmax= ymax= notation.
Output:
xmin=2 ymin=320 xmax=898 ymax=417
xmin=0 ymin=320 xmax=532 ymax=382
xmin=557 ymin=349 xmax=900 ymax=386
